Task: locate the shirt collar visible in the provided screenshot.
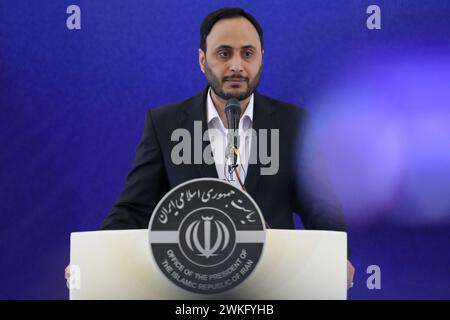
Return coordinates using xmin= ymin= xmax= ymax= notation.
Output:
xmin=206 ymin=87 xmax=254 ymax=125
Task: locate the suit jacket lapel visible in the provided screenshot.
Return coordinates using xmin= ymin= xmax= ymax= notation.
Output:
xmin=179 ymin=87 xmax=218 ymax=179
xmin=244 ymin=91 xmax=277 ymax=196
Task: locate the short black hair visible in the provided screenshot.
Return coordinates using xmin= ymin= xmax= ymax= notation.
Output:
xmin=200 ymin=8 xmax=263 ymax=52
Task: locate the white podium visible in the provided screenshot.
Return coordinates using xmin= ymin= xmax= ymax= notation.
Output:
xmin=69 ymin=229 xmax=347 ymax=300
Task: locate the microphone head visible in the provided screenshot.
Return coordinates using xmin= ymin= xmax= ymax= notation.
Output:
xmin=224 ymin=98 xmax=241 ymax=119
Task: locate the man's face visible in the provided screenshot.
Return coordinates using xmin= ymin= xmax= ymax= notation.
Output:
xmin=199 ymin=17 xmax=263 ymax=101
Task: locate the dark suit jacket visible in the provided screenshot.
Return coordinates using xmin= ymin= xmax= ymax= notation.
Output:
xmin=101 ymin=87 xmax=345 ymax=231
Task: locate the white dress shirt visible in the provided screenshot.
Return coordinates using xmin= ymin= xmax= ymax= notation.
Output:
xmin=206 ymin=88 xmax=254 ymax=190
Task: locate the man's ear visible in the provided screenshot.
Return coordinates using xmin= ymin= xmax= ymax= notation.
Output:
xmin=199 ymin=49 xmax=206 ymax=74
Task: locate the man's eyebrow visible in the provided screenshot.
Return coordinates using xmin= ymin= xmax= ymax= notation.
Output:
xmin=214 ymin=44 xmax=257 ymax=51
xmin=215 ymin=45 xmax=233 ymax=51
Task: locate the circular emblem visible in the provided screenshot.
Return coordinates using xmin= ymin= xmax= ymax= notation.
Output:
xmin=148 ymin=178 xmax=266 ymax=295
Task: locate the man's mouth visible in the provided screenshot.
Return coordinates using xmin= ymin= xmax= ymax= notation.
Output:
xmin=224 ymin=78 xmax=248 ymax=84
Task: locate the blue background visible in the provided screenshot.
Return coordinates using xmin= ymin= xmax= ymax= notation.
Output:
xmin=1 ymin=0 xmax=449 ymax=299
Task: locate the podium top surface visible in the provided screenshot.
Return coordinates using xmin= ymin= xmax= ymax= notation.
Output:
xmin=70 ymin=229 xmax=347 ymax=300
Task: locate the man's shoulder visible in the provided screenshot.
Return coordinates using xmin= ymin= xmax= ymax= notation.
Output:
xmin=256 ymin=92 xmax=308 ymax=119
xmin=147 ymin=94 xmax=198 ymax=120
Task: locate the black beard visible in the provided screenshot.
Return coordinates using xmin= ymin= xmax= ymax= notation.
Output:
xmin=204 ymin=61 xmax=263 ymax=101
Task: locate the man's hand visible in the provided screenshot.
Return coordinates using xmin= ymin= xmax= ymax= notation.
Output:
xmin=347 ymin=260 xmax=355 ymax=289
xmin=65 ymin=265 xmax=71 ymax=280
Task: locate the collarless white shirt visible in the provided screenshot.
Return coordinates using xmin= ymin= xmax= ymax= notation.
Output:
xmin=206 ymin=88 xmax=254 ymax=189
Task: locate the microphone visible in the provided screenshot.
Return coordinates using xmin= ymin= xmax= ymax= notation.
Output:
xmin=224 ymin=98 xmax=242 ymax=176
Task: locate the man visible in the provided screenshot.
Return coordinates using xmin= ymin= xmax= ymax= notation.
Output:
xmin=100 ymin=8 xmax=355 ymax=287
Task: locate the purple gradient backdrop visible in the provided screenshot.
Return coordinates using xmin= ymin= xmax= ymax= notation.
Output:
xmin=1 ymin=0 xmax=449 ymax=299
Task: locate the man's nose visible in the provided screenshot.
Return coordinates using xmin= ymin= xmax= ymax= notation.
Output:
xmin=229 ymin=55 xmax=244 ymax=73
